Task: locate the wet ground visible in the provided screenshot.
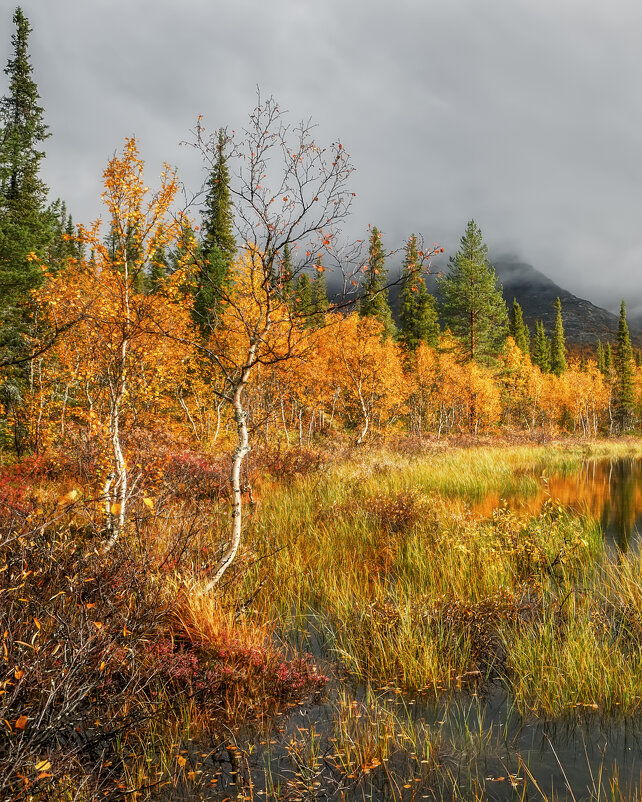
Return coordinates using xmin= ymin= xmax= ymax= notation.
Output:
xmin=169 ymin=457 xmax=642 ymax=801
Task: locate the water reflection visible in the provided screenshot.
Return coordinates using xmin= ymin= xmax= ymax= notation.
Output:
xmin=475 ymin=458 xmax=642 ymax=550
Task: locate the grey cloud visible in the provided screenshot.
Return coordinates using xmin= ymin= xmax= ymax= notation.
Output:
xmin=11 ymin=0 xmax=642 ymax=312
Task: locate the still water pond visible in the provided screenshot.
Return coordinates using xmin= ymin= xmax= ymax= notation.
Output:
xmin=180 ymin=457 xmax=642 ymax=801
xmin=475 ymin=456 xmax=642 ymax=550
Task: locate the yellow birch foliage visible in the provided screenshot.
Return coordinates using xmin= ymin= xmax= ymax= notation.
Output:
xmin=209 ymin=250 xmax=306 ymax=380
xmin=414 ymin=338 xmax=500 ymax=434
xmin=34 ymin=138 xmax=197 ymax=455
xmin=319 ymin=313 xmax=407 ymax=438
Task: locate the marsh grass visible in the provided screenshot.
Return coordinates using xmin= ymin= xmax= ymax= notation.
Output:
xmin=236 ymin=456 xmax=606 ymax=696
xmin=10 ymin=438 xmax=642 ymax=799
xmin=174 ymin=438 xmax=642 ymax=798
xmin=508 ymin=546 xmax=642 ymax=718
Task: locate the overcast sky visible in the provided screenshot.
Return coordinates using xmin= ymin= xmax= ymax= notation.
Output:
xmin=7 ymin=0 xmax=642 ymax=313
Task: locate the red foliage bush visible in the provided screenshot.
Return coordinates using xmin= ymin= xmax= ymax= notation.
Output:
xmin=249 ymin=446 xmax=325 ymax=483
xmin=163 ymin=450 xmax=229 ymax=500
xmin=148 ymin=632 xmax=327 ymax=718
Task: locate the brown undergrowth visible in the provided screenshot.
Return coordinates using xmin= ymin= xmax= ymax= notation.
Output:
xmin=0 ymin=495 xmax=327 ymax=800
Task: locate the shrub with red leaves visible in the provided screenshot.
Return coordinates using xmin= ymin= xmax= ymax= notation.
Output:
xmin=148 ymin=633 xmax=327 ymax=720
xmin=163 ymin=450 xmax=229 ymax=500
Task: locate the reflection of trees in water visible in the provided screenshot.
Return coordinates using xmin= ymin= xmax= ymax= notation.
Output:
xmin=604 ymin=458 xmax=639 ymax=551
xmin=475 ymin=458 xmax=642 ymax=549
xmin=542 ymin=458 xmax=642 ymax=551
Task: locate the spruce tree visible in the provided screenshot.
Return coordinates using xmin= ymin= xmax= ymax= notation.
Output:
xmin=604 ymin=343 xmax=613 ymax=380
xmin=0 ymin=7 xmax=51 ymax=322
xmin=550 ymin=297 xmax=567 ymax=376
xmin=596 ymin=340 xmax=605 ymax=374
xmin=438 ymin=220 xmax=507 ymax=362
xmin=170 ymin=221 xmax=201 ymax=300
xmin=398 ymin=234 xmax=439 ymax=350
xmin=614 ymin=300 xmax=636 ymax=430
xmin=414 ymin=280 xmax=440 ymax=349
xmin=0 ymin=9 xmax=54 ymax=454
xmin=310 ymin=262 xmax=329 ymax=328
xmin=148 ymin=242 xmax=169 ymax=293
xmin=358 ymin=226 xmax=396 ymax=339
xmin=508 ymin=298 xmax=530 ymax=354
xmin=294 ymin=273 xmax=312 ymax=325
xmin=280 ymin=242 xmax=294 ymax=301
xmin=45 ymin=200 xmax=83 ymax=271
xmin=195 ymin=130 xmax=235 ymax=328
xmin=532 ymin=321 xmax=551 ymax=372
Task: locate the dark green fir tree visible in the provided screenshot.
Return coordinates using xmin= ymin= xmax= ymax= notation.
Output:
xmin=194 ymin=130 xmax=236 ymax=329
xmin=148 ymin=241 xmax=170 ymax=293
xmin=294 ymin=273 xmax=312 ymax=325
xmin=170 ymin=221 xmax=201 ymax=300
xmin=279 ymin=242 xmax=294 ymax=301
xmin=532 ymin=321 xmax=551 ymax=373
xmin=45 ymin=200 xmax=83 ymax=271
xmin=596 ymin=340 xmax=605 ymax=374
xmin=604 ymin=342 xmax=613 ymax=380
xmin=613 ymin=300 xmax=636 ymax=430
xmin=310 ymin=262 xmax=329 ymax=328
xmin=508 ymin=298 xmax=530 ymax=354
xmin=358 ymin=226 xmax=396 ymax=339
xmin=0 ymin=7 xmax=52 ymax=323
xmin=438 ymin=220 xmax=507 ymax=362
xmin=0 ymin=9 xmax=55 ymax=454
xmin=550 ymin=297 xmax=567 ymax=376
xmin=398 ymin=234 xmax=439 ymax=350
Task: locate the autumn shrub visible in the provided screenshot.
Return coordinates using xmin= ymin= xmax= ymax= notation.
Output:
xmin=0 ymin=500 xmax=328 ymax=800
xmin=367 ymin=489 xmax=430 ymax=533
xmin=148 ymin=636 xmax=326 ymax=722
xmin=171 ymin=589 xmax=328 ymax=721
xmin=162 ymin=448 xmax=228 ymax=500
xmin=250 ymin=444 xmax=326 ymax=483
xmin=0 ymin=513 xmax=174 ymax=800
xmin=0 ymin=452 xmax=55 ymax=511
xmin=418 ymin=586 xmax=542 ymax=679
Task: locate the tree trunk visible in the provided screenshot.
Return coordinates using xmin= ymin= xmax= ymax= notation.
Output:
xmin=105 ymin=337 xmax=128 ymax=546
xmin=206 ymin=379 xmax=251 ymax=590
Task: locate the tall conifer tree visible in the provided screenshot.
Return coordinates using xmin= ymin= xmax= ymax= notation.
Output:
xmin=438 ymin=220 xmax=507 ymax=362
xmin=508 ymin=298 xmax=530 ymax=354
xmin=148 ymin=241 xmax=170 ymax=293
xmin=310 ymin=261 xmax=329 ymax=328
xmin=550 ymin=297 xmax=567 ymax=376
xmin=358 ymin=226 xmax=396 ymax=339
xmin=399 ymin=234 xmax=439 ymax=350
xmin=532 ymin=321 xmax=551 ymax=372
xmin=596 ymin=340 xmax=605 ymax=375
xmin=604 ymin=342 xmax=613 ymax=380
xmin=294 ymin=273 xmax=312 ymax=326
xmin=0 ymin=9 xmax=54 ymax=453
xmin=280 ymin=242 xmax=294 ymax=301
xmin=614 ymin=300 xmax=636 ymax=430
xmin=195 ymin=130 xmax=235 ymax=328
xmin=0 ymin=7 xmax=51 ymax=320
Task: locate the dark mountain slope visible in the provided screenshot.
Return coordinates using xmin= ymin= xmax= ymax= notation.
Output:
xmin=335 ymin=257 xmax=639 ymax=350
xmin=493 ymin=258 xmax=641 ymax=349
